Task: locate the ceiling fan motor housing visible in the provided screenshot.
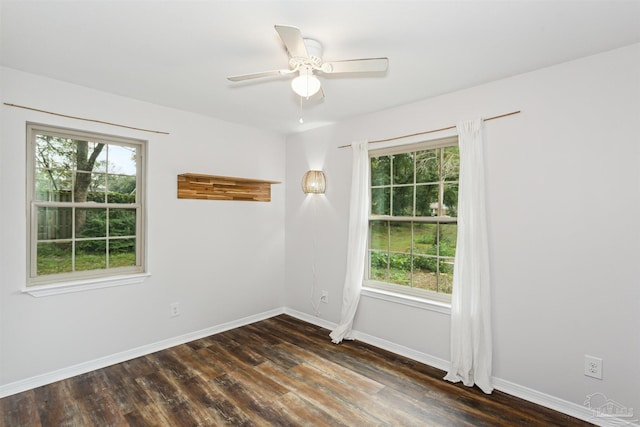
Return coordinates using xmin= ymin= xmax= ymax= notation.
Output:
xmin=289 ymin=38 xmax=323 ymax=70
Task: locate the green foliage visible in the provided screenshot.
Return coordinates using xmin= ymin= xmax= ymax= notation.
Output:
xmin=370 ymin=145 xmax=459 ymax=219
xmin=371 ymin=250 xmax=448 ymax=274
xmin=370 ymin=155 xmax=391 ymax=186
xmin=392 ymin=153 xmax=414 ymax=184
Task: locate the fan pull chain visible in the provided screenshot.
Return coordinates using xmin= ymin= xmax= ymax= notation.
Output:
xmin=299 ymin=95 xmax=304 ymax=124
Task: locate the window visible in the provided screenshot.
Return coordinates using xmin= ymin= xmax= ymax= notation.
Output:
xmin=366 ymin=137 xmax=459 ymax=303
xmin=27 ymin=123 xmax=146 ymax=288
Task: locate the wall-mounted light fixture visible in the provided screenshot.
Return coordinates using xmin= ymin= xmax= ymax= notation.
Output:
xmin=302 ymin=170 xmax=326 ymax=194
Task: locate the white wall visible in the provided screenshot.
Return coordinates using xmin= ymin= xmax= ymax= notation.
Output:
xmin=285 ymin=44 xmax=640 ymax=415
xmin=0 ymin=68 xmax=286 ymax=386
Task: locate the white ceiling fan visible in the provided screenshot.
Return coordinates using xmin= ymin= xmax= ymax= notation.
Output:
xmin=227 ymin=25 xmax=389 ymax=99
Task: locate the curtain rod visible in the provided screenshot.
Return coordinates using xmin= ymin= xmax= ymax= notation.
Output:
xmin=3 ymin=102 xmax=170 ymax=135
xmin=337 ymin=110 xmax=520 ymax=148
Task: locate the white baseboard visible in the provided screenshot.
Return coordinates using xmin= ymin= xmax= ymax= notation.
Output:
xmin=283 ymin=307 xmax=337 ymax=331
xmin=492 ymin=378 xmax=638 ymax=427
xmin=0 ymin=307 xmax=285 ymax=398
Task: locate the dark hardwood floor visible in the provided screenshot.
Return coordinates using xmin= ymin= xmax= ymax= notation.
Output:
xmin=1 ymin=314 xmax=592 ymax=426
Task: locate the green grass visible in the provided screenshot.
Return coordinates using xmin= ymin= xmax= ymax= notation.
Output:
xmin=37 ymin=251 xmax=135 ymax=275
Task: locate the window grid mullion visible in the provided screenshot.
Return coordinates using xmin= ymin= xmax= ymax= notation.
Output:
xmin=367 ymin=140 xmax=458 ymax=301
xmin=71 ymin=206 xmax=76 ymax=272
xmin=28 ymin=124 xmax=145 ymax=286
xmin=389 ymin=155 xmax=394 ymax=217
xmin=410 ymin=151 xmax=416 ymax=288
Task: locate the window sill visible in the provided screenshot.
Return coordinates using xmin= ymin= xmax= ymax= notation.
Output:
xmin=361 ymin=286 xmax=451 ymax=315
xmin=23 ymin=273 xmax=150 ymax=297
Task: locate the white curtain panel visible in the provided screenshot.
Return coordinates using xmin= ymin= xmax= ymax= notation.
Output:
xmin=444 ymin=118 xmax=494 ymax=394
xmin=330 ymin=140 xmax=370 ymax=344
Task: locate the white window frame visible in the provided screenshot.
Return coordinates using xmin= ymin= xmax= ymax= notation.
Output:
xmin=25 ymin=123 xmax=148 ymax=295
xmin=365 ymin=136 xmax=459 ymax=305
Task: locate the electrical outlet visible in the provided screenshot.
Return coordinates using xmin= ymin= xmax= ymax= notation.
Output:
xmin=320 ymin=290 xmax=329 ymax=304
xmin=584 ymin=355 xmax=603 ymax=379
xmin=170 ymin=302 xmax=180 ymax=318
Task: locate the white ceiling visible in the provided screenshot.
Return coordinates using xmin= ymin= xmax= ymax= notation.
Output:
xmin=1 ymin=1 xmax=639 ymax=135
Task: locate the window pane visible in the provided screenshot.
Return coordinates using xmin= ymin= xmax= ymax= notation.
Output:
xmin=76 ymin=240 xmax=106 ymax=271
xmin=371 ymin=187 xmax=390 ymax=215
xmin=108 ymin=145 xmax=137 ymax=175
xmin=370 ymin=220 xmax=388 ymax=251
xmin=439 ymin=258 xmax=455 ymax=294
xmin=35 ymin=169 xmax=72 ymax=202
xmin=416 ymin=184 xmax=439 ymax=217
xmin=442 ymin=183 xmax=458 ymax=217
xmin=393 ymin=153 xmax=414 ymax=185
xmin=439 ymin=223 xmax=457 ymax=257
xmin=110 ymin=209 xmax=136 ymax=237
xmin=36 ymin=135 xmax=74 ymax=170
xmin=75 ymin=172 xmax=107 ymax=203
xmin=392 ymin=186 xmax=414 ymax=216
xmin=389 ymin=221 xmax=412 ymax=252
xmin=369 ymin=251 xmax=389 ymax=282
xmin=76 ymin=208 xmax=106 ymax=238
xmin=107 ymin=175 xmax=137 ymax=200
xmin=109 ymin=238 xmax=136 ymax=268
xmin=37 ymin=207 xmax=72 ymax=240
xmin=94 ymin=142 xmax=108 ymax=172
xmin=388 ymin=253 xmax=411 ymax=286
xmin=415 ymin=149 xmax=439 ymax=183
xmin=75 ymin=141 xmax=107 ymax=205
xmin=413 ymin=223 xmax=438 ymax=256
xmin=370 ymin=155 xmax=390 ymax=186
xmin=37 ymin=241 xmax=72 ymax=275
xmin=442 ymin=146 xmax=460 ymax=181
xmin=413 ymin=255 xmax=438 ymax=292
xmin=76 ymin=140 xmax=106 ymax=172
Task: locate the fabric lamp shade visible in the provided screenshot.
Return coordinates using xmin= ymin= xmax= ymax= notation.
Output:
xmin=302 ymin=170 xmax=326 ymax=194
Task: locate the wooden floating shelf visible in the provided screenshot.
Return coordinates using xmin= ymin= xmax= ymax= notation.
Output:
xmin=177 ymin=173 xmax=281 ymax=202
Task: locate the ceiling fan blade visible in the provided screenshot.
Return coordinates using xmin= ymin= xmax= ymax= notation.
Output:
xmin=274 ymin=25 xmax=308 ymax=59
xmin=321 ymin=57 xmax=389 ymax=74
xmin=227 ymin=69 xmax=293 ymax=82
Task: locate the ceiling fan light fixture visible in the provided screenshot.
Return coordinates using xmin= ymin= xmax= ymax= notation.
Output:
xmin=291 ymin=67 xmax=321 ymax=98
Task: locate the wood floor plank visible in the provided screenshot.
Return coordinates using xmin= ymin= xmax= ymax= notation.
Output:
xmin=34 ymin=379 xmax=92 ymax=426
xmin=292 ymin=361 xmax=424 ymax=426
xmin=0 ymin=314 xmax=594 ymax=427
xmin=271 ymin=392 xmax=348 ymax=427
xmin=94 ymin=363 xmax=153 ymax=415
xmin=180 ymin=374 xmax=254 ymax=426
xmin=255 ymin=360 xmax=384 ymax=426
xmin=0 ymin=390 xmax=41 ymax=427
xmin=164 ymin=344 xmax=224 ymax=382
xmin=69 ymin=372 xmax=128 ymax=427
xmin=134 ymin=370 xmax=208 ymax=426
xmin=278 ymin=340 xmax=386 ymax=395
xmin=212 ymin=373 xmax=299 ymax=426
